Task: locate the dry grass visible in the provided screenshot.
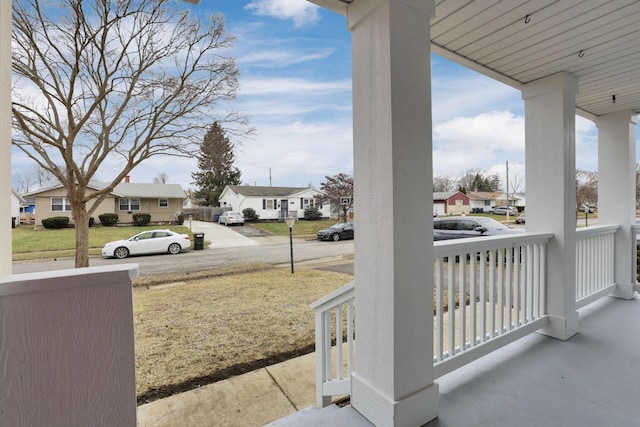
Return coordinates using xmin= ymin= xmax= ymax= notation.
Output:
xmin=134 ymin=266 xmax=353 ymax=404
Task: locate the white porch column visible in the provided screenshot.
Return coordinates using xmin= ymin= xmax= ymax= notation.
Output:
xmin=1 ymin=0 xmax=12 ymax=276
xmin=522 ymin=72 xmax=579 ymax=340
xmin=596 ymin=111 xmax=638 ymax=299
xmin=348 ymin=1 xmax=438 ymax=426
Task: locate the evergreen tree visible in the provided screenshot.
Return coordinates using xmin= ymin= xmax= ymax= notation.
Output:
xmin=192 ymin=122 xmax=241 ymax=206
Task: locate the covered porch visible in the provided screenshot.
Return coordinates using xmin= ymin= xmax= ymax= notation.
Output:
xmin=290 ymin=294 xmax=640 ymax=426
xmin=306 ymin=0 xmax=640 ymax=426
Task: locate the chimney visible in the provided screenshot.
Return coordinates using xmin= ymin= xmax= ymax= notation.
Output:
xmin=125 ymin=176 xmax=130 ymax=183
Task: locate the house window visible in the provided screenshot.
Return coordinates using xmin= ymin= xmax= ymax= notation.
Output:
xmin=263 ymin=199 xmax=277 ymax=210
xmin=455 ymin=199 xmax=463 ymax=206
xmin=51 ymin=197 xmax=71 ymax=212
xmin=158 ymin=199 xmax=168 ymax=208
xmin=302 ymin=198 xmax=315 ymax=208
xmin=119 ymin=198 xmax=140 ymax=211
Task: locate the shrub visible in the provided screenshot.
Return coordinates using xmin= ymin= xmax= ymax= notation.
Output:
xmin=133 ymin=213 xmax=151 ymax=226
xmin=42 ymin=216 xmax=70 ymax=229
xmin=242 ymin=207 xmax=259 ymax=221
xmin=304 ymin=206 xmax=323 ymax=220
xmin=99 ymin=213 xmax=118 ymax=227
xmin=176 ymin=214 xmax=185 ymax=225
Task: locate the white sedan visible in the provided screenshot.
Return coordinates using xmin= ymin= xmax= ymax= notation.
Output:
xmin=102 ymin=229 xmax=191 ymax=259
xmin=218 ymin=211 xmax=245 ymax=226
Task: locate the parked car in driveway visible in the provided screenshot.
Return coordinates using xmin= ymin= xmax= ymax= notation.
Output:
xmin=219 ymin=211 xmax=245 ymax=226
xmin=515 ymin=212 xmax=526 ymax=224
xmin=102 ymin=229 xmax=191 ymax=259
xmin=317 ymin=222 xmax=354 ymax=241
xmin=490 ymin=206 xmax=518 ymax=215
xmin=433 ymin=216 xmax=521 ymax=241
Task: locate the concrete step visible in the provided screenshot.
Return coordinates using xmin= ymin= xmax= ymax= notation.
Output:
xmin=266 ymin=404 xmax=373 ymax=427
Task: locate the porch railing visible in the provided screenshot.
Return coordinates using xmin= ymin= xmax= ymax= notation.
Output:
xmin=311 ymin=227 xmax=625 ymax=407
xmin=432 ymin=232 xmax=552 ymax=377
xmin=310 ymin=280 xmax=355 ymax=408
xmin=575 ymin=225 xmax=618 ymax=309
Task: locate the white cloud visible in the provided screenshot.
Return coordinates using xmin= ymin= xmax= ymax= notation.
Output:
xmin=239 ymin=76 xmax=351 ymax=96
xmin=245 ymin=0 xmax=320 ymax=28
xmin=235 ymin=120 xmax=353 ymax=187
xmin=238 ymin=47 xmax=336 ymax=68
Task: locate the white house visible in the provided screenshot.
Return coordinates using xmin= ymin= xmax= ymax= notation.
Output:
xmin=10 ymin=189 xmax=25 ymax=226
xmin=469 ymin=191 xmax=526 ymax=212
xmin=218 ymin=185 xmax=331 ymax=220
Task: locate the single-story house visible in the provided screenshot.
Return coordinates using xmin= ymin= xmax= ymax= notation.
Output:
xmin=11 ymin=190 xmax=25 ymax=226
xmin=433 ymin=191 xmax=469 ymax=215
xmin=25 ymin=178 xmax=186 ymax=226
xmin=219 ymin=185 xmax=332 ymax=220
xmin=469 ymin=191 xmax=526 ymax=212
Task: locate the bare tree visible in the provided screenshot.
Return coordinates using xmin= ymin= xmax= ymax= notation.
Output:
xmin=458 ymin=169 xmax=499 ymax=193
xmin=315 ymin=173 xmax=354 ymax=222
xmin=507 ymin=171 xmax=524 ymax=195
xmin=12 ymin=164 xmax=54 ymax=194
xmin=12 ymin=0 xmax=246 ymax=267
xmin=153 ymin=173 xmax=169 ymax=184
xmin=576 ymin=169 xmax=598 ymax=211
xmin=433 ymin=175 xmax=456 ymax=193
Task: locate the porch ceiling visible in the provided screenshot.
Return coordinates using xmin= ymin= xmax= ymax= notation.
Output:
xmin=310 ymin=0 xmax=640 ymax=120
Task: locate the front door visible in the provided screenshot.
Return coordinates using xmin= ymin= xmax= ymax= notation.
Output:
xmin=280 ymin=199 xmax=289 ymax=218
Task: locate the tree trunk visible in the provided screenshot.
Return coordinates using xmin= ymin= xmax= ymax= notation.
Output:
xmin=72 ymin=202 xmax=90 ymax=268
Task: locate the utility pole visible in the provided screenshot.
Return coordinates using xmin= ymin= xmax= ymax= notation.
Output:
xmin=506 ymin=161 xmax=510 ymax=207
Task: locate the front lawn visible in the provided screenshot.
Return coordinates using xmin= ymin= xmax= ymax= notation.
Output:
xmin=11 ymin=225 xmax=192 ymax=261
xmin=249 ymin=218 xmax=345 ymax=238
xmin=134 ymin=267 xmax=353 ymax=404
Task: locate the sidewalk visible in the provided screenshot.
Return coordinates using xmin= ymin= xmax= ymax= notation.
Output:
xmin=137 ymin=351 xmax=319 ymax=427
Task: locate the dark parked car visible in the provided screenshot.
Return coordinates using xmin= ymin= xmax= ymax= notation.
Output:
xmin=317 ymin=222 xmax=354 ymax=241
xmin=433 ymin=216 xmax=521 ymax=241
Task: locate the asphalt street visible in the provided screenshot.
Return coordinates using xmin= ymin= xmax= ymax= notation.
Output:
xmin=12 ymin=221 xmax=355 ymax=277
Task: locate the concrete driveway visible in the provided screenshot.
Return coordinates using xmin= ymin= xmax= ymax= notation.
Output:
xmin=187 ymin=220 xmax=260 ymax=249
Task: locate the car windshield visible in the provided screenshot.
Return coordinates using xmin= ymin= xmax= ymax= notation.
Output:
xmin=228 ymin=212 xmax=242 ymax=217
xmin=330 ymin=223 xmax=346 ymax=229
xmin=473 ymin=217 xmax=510 ymax=230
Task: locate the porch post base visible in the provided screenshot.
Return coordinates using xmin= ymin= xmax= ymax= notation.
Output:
xmin=537 ymin=312 xmax=579 ymax=340
xmin=351 ymin=373 xmax=439 ymax=427
xmin=612 ymin=283 xmax=635 ymax=300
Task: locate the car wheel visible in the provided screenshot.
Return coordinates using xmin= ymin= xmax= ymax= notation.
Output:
xmin=168 ymin=243 xmax=181 ymax=255
xmin=332 ymin=233 xmax=341 ymax=242
xmin=114 ymin=247 xmax=129 ymax=259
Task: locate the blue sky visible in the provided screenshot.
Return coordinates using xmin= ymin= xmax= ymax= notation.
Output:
xmin=12 ymin=0 xmax=619 ymax=193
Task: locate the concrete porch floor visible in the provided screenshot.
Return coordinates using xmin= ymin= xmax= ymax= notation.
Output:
xmin=274 ymin=295 xmax=640 ymax=426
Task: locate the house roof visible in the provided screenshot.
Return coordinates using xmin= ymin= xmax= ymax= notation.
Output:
xmin=26 ymin=180 xmax=185 ymax=199
xmin=468 ymin=192 xmax=494 ymax=201
xmin=433 ymin=191 xmax=467 ymax=201
xmin=311 ymin=1 xmax=640 ymax=120
xmin=469 ymin=191 xmax=525 ymax=201
xmin=111 ymin=183 xmax=185 ymax=199
xmin=224 ymin=185 xmax=320 ymax=198
xmin=11 ymin=189 xmax=26 ymax=204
